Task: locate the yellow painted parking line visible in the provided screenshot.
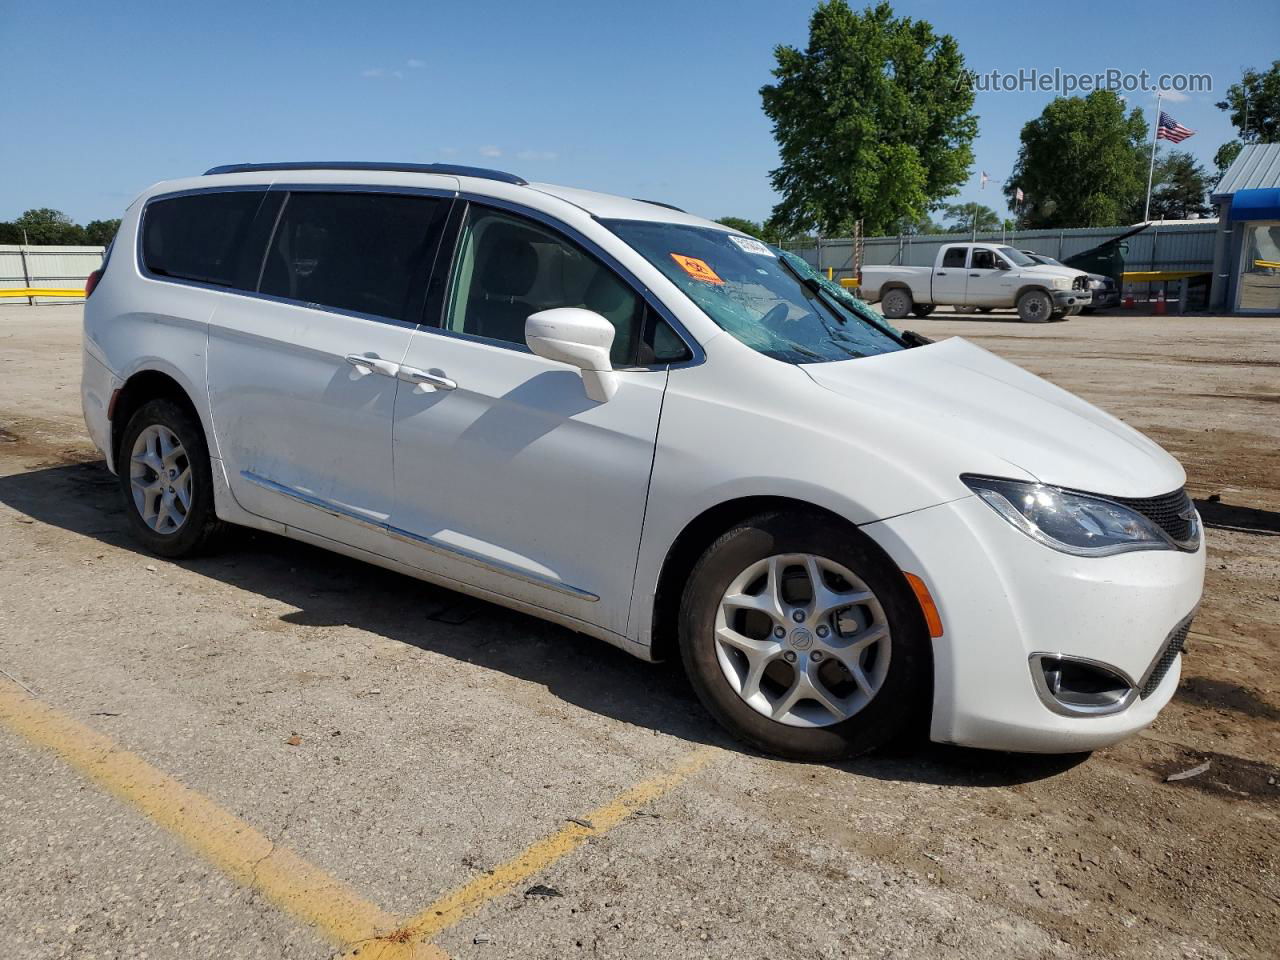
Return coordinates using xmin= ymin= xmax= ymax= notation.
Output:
xmin=356 ymin=746 xmax=719 ymax=956
xmin=1 ymin=675 xmax=717 ymax=959
xmin=0 ymin=678 xmax=445 ymax=960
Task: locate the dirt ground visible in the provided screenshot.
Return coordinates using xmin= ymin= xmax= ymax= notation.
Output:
xmin=0 ymin=304 xmax=1276 ymax=960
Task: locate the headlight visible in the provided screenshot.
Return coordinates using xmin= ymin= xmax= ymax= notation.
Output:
xmin=1052 ymin=277 xmax=1070 ymax=290
xmin=1089 ymin=278 xmax=1105 ymax=289
xmin=962 ymin=475 xmax=1175 ymax=557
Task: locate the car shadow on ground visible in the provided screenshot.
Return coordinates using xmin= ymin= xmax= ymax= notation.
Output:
xmin=1 ymin=459 xmax=1088 ymax=787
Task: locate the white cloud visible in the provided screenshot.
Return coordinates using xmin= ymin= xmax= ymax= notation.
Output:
xmin=407 ymin=58 xmax=426 ymax=69
xmin=478 ymin=145 xmax=502 ymax=158
xmin=516 ymin=149 xmax=559 ymax=161
xmin=361 ymin=68 xmax=386 ymax=78
xmin=1160 ymin=89 xmax=1189 ymax=103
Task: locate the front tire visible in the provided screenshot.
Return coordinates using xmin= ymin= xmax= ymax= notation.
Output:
xmin=679 ymin=513 xmax=929 ymax=761
xmin=1017 ymin=289 xmax=1054 ymax=323
xmin=118 ymin=399 xmax=225 ymax=558
xmin=881 ymin=288 xmax=913 ymax=320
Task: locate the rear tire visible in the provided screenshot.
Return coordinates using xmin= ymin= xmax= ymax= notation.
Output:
xmin=881 ymin=288 xmax=913 ymax=320
xmin=678 ymin=512 xmax=929 ymax=761
xmin=118 ymin=399 xmax=225 ymax=558
xmin=1017 ymin=289 xmax=1054 ymax=323
xmin=911 ymin=304 xmax=935 ymax=318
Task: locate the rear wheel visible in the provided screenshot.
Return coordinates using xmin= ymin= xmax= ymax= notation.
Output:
xmin=881 ymin=288 xmax=913 ymax=320
xmin=679 ymin=513 xmax=929 ymax=761
xmin=911 ymin=304 xmax=935 ymax=318
xmin=1016 ymin=289 xmax=1054 ymax=323
xmin=118 ymin=399 xmax=225 ymax=557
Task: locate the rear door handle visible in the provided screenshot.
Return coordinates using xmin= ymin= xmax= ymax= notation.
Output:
xmin=345 ymin=354 xmax=400 ymax=378
xmin=398 ymin=365 xmax=457 ymax=391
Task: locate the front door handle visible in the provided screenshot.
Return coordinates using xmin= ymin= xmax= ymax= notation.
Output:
xmin=398 ymin=365 xmax=457 ymax=391
xmin=345 ymin=354 xmax=400 ymax=378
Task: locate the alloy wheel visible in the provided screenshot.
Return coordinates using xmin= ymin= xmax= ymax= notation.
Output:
xmin=714 ymin=553 xmax=892 ymax=728
xmin=129 ymin=424 xmax=192 ymax=534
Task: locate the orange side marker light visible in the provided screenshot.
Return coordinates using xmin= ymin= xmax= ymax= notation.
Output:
xmin=904 ymin=572 xmax=944 ymax=638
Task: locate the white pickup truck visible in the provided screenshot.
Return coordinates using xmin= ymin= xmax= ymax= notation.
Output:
xmin=861 ymin=242 xmax=1093 ymax=322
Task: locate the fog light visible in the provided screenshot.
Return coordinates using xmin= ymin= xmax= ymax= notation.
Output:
xmin=1030 ymin=654 xmax=1136 ymax=717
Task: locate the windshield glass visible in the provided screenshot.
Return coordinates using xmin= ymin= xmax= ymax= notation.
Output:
xmin=603 ymin=220 xmax=904 ymax=363
xmin=998 ymin=246 xmax=1036 ymax=267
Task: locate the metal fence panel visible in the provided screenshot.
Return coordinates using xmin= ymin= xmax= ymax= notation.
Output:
xmin=781 ymin=222 xmax=1217 ymax=280
xmin=0 ymin=245 xmax=106 ymax=304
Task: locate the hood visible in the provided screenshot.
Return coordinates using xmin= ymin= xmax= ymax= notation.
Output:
xmin=802 ymin=337 xmax=1185 ymax=498
xmin=1018 ymin=263 xmax=1085 ymax=281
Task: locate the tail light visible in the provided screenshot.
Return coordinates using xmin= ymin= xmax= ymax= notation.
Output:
xmin=85 ymin=269 xmax=104 ymax=298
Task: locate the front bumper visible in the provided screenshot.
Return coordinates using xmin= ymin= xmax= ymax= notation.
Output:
xmin=863 ymin=494 xmax=1205 ymax=753
xmin=1052 ymin=289 xmax=1093 ymax=309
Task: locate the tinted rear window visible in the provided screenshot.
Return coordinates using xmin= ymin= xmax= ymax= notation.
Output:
xmin=142 ymin=191 xmax=266 ymax=288
xmin=260 ymin=192 xmax=447 ymax=322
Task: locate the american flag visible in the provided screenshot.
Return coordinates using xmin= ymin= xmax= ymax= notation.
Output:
xmin=1157 ymin=111 xmax=1195 ymax=143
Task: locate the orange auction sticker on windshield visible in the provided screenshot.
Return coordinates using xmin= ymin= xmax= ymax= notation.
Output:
xmin=670 ymin=253 xmax=723 ymax=285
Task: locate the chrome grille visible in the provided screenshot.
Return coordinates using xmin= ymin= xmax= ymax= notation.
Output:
xmin=1140 ymin=616 xmax=1192 ymax=698
xmin=1110 ymin=488 xmax=1197 ymax=544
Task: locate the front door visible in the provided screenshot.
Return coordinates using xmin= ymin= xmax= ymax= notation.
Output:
xmin=389 ymin=203 xmax=674 ymax=633
xmin=207 ymin=187 xmax=453 ymax=550
xmin=963 ymin=247 xmax=1007 ymax=305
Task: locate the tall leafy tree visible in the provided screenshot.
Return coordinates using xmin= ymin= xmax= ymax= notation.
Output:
xmin=1145 ymin=151 xmax=1213 ymax=220
xmin=1004 ymin=91 xmax=1149 ymax=228
xmin=10 ymin=208 xmax=86 ymax=245
xmin=1214 ymin=140 xmax=1244 ymax=177
xmin=942 ymin=202 xmax=1002 ymax=233
xmin=84 ymin=219 xmax=121 ymax=245
xmin=1216 ymin=60 xmax=1280 ymax=143
xmin=761 ymin=1 xmax=977 ymax=236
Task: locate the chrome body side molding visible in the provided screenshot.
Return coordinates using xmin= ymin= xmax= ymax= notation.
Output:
xmin=240 ymin=470 xmax=599 ymax=602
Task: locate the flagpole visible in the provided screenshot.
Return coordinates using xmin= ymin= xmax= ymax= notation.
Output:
xmin=1143 ymin=92 xmax=1162 ymax=223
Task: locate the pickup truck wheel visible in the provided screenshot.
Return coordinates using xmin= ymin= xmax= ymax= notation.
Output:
xmin=1016 ymin=289 xmax=1054 ymax=323
xmin=678 ymin=512 xmax=929 ymax=761
xmin=911 ymin=305 xmax=935 ymax=318
xmin=881 ymin=288 xmax=913 ymax=320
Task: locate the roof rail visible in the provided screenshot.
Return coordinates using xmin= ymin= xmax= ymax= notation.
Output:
xmin=633 ymin=197 xmax=686 ymax=213
xmin=203 ymin=161 xmax=528 ymax=185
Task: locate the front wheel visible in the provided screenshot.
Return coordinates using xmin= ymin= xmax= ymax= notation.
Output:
xmin=881 ymin=288 xmax=913 ymax=320
xmin=679 ymin=513 xmax=929 ymax=761
xmin=1016 ymin=289 xmax=1054 ymax=323
xmin=118 ymin=399 xmax=225 ymax=557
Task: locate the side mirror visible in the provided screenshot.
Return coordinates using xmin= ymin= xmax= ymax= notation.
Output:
xmin=525 ymin=308 xmax=618 ymax=403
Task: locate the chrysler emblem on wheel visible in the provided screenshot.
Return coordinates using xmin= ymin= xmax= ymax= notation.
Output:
xmin=790 ymin=627 xmax=813 ymax=651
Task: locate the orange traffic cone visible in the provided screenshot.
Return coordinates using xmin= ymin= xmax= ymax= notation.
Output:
xmin=1153 ymin=290 xmax=1167 ymax=315
xmin=1123 ymin=293 xmax=1135 ymax=309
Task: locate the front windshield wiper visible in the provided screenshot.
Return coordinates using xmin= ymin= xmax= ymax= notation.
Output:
xmin=778 ymin=258 xmax=911 ymax=348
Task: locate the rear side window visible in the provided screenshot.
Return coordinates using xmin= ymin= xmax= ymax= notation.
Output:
xmin=142 ymin=191 xmax=265 ymax=288
xmin=260 ymin=192 xmax=447 ymax=322
xmin=941 ymin=247 xmax=967 ymax=268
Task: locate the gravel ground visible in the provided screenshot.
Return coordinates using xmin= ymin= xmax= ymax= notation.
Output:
xmin=1 ymin=304 xmax=1276 ymax=960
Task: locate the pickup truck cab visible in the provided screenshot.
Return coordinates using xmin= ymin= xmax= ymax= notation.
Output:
xmin=861 ymin=242 xmax=1092 ymax=322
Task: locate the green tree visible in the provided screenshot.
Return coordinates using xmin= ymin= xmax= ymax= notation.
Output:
xmin=11 ymin=208 xmax=86 ymax=245
xmin=715 ymin=217 xmax=765 ymax=238
xmin=1004 ymin=91 xmax=1149 ymax=228
xmin=1145 ymin=151 xmax=1213 ymax=220
xmin=942 ymin=202 xmax=1002 ymax=233
xmin=1213 ymin=140 xmax=1244 ymax=177
xmin=760 ymin=1 xmax=977 ymax=237
xmin=84 ymin=219 xmax=121 ymax=246
xmin=1215 ymin=60 xmax=1280 ymax=143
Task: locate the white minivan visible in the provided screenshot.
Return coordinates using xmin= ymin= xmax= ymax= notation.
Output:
xmin=81 ymin=162 xmax=1205 ymax=759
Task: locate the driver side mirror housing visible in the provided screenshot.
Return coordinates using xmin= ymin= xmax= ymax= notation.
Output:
xmin=525 ymin=308 xmax=618 ymax=403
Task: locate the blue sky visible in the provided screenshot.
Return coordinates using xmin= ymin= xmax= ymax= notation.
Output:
xmin=1 ymin=0 xmax=1276 ymax=228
